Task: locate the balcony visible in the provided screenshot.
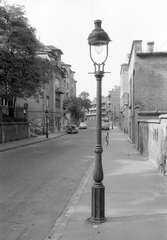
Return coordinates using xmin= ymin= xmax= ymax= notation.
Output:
xmin=86 ymin=112 xmax=96 ymax=116
xmin=55 ymin=85 xmax=65 ymax=94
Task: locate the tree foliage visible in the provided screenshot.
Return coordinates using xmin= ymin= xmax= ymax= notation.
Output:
xmin=63 ymin=96 xmax=84 ymax=123
xmin=0 ymin=4 xmax=52 ymax=118
xmin=78 ymin=91 xmax=91 ymax=111
xmin=63 ymin=91 xmax=91 ymax=123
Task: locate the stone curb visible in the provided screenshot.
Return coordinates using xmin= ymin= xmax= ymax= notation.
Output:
xmin=0 ymin=133 xmax=67 ymax=153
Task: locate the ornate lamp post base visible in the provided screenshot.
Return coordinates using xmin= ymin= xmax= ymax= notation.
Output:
xmin=89 ymin=182 xmax=105 ymax=223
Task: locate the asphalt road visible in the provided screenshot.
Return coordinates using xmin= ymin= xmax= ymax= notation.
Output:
xmin=0 ymin=121 xmax=107 ymax=240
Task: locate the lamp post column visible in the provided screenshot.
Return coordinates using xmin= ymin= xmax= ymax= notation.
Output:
xmin=91 ymin=70 xmax=105 ymax=223
xmin=46 ymin=116 xmax=48 ymax=138
xmin=45 ymin=110 xmax=49 ymax=138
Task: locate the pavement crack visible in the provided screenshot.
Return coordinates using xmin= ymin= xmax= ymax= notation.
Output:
xmin=1 ymin=220 xmax=24 ymax=225
xmin=15 ymin=227 xmax=28 ymax=240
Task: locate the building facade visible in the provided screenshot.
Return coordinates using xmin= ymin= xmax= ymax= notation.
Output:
xmin=16 ymin=44 xmax=77 ymax=133
xmin=86 ymin=97 xmax=108 ymax=120
xmin=107 ymin=85 xmax=120 ymax=124
xmin=121 ymin=40 xmax=167 ymax=144
xmin=120 ymin=64 xmax=129 ymax=133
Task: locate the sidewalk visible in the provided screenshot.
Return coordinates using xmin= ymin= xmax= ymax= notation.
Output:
xmin=0 ymin=131 xmax=66 ymax=152
xmin=45 ymin=127 xmax=167 ymax=240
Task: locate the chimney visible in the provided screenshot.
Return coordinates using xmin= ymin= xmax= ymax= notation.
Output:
xmin=147 ymin=42 xmax=154 ymax=52
xmin=134 ymin=40 xmax=142 ymax=53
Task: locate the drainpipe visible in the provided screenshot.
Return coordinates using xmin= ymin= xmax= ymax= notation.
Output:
xmin=132 ymin=69 xmax=135 ymax=144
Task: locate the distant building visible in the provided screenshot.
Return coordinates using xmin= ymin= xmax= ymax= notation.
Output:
xmin=86 ymin=85 xmax=121 ymax=123
xmin=107 ymin=85 xmax=120 ymax=123
xmin=86 ymin=96 xmax=108 ymax=120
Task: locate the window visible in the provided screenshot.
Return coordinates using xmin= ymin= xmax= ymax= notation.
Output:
xmin=153 ymin=128 xmax=158 ymax=141
xmin=0 ymin=97 xmax=7 ymax=106
xmin=56 ymin=93 xmax=60 ymax=108
xmin=153 ymin=128 xmax=155 ymax=140
xmin=156 ymin=129 xmax=158 ymax=141
xmin=47 ymin=96 xmax=50 ymax=107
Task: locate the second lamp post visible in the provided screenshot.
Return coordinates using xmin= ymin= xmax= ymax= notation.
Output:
xmin=45 ymin=110 xmax=49 ymax=138
xmin=88 ymin=20 xmax=111 ymax=223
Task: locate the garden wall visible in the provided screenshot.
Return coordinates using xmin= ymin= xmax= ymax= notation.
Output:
xmin=0 ymin=122 xmax=29 ymax=143
xmin=138 ymin=114 xmax=167 ymax=169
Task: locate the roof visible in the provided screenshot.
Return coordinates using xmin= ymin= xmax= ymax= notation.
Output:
xmin=47 ymin=45 xmax=63 ymax=54
xmin=37 ymin=42 xmax=51 ymax=53
xmin=128 ymin=40 xmax=167 ymax=66
xmin=91 ymin=98 xmax=96 ymax=104
xmin=120 ymin=63 xmax=128 ymax=74
xmin=137 ymin=52 xmax=167 ymax=58
xmin=61 ymin=62 xmax=72 ymax=67
xmin=91 ymin=97 xmax=107 ymax=105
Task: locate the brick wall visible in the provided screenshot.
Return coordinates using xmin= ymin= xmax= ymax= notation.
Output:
xmin=135 ymin=54 xmax=167 ymax=111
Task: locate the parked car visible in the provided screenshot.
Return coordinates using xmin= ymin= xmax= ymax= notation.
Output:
xmin=102 ymin=122 xmax=110 ymax=130
xmin=79 ymin=122 xmax=87 ymax=129
xmin=66 ymin=125 xmax=78 ymax=134
xmin=104 ymin=118 xmax=109 ymax=122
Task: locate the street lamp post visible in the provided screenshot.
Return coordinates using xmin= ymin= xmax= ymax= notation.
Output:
xmin=45 ymin=110 xmax=49 ymax=138
xmin=88 ymin=20 xmax=111 ymax=223
xmin=23 ymin=109 xmax=26 ymax=121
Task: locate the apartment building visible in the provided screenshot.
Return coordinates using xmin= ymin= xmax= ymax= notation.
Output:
xmin=86 ymin=97 xmax=108 ymax=120
xmin=16 ymin=43 xmax=77 ymax=133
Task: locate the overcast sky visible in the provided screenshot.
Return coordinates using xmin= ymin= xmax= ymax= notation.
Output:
xmin=6 ymin=0 xmax=167 ymax=100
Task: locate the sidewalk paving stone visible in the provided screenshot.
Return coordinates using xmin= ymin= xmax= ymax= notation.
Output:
xmin=44 ymin=127 xmax=167 ymax=240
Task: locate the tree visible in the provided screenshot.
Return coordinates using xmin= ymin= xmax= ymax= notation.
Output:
xmin=0 ymin=4 xmax=52 ymax=118
xmin=78 ymin=91 xmax=91 ymax=111
xmin=78 ymin=91 xmax=91 ymax=121
xmin=63 ymin=96 xmax=83 ymax=123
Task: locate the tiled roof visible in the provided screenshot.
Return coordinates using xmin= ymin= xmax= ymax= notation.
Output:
xmin=38 ymin=42 xmax=51 ymax=52
xmin=47 ymin=45 xmax=63 ymax=54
